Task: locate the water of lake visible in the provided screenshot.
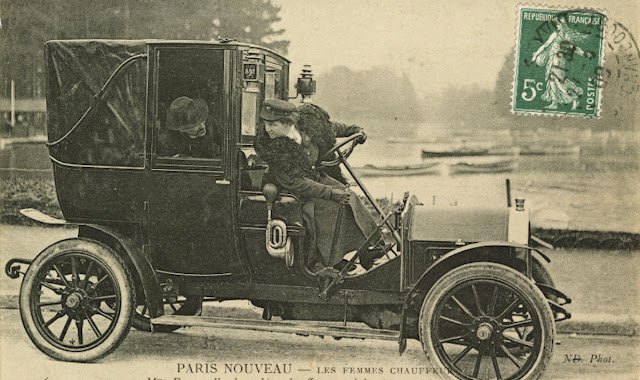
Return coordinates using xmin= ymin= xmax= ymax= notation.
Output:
xmin=348 ymin=137 xmax=640 ymax=234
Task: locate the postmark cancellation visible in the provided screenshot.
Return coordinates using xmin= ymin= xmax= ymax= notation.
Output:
xmin=512 ymin=5 xmax=607 ymax=117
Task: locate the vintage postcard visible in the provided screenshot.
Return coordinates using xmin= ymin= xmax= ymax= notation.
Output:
xmin=0 ymin=1 xmax=638 ymax=380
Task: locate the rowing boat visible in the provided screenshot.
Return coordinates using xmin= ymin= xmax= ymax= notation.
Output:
xmin=353 ymin=162 xmax=441 ymax=177
xmin=421 ymin=147 xmax=489 ymax=157
xmin=520 ymin=144 xmax=580 ymax=155
xmin=449 ymin=159 xmax=519 ymax=175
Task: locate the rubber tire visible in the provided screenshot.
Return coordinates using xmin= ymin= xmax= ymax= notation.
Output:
xmin=419 ymin=262 xmax=555 ymax=380
xmin=19 ymin=238 xmax=135 ymax=362
xmin=132 ymin=296 xmax=201 ymax=332
xmin=499 ymin=258 xmax=557 ymax=359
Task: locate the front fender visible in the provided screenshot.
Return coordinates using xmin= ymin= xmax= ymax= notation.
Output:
xmin=409 ymin=240 xmax=546 ymax=300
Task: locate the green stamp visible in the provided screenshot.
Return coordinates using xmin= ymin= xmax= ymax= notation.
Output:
xmin=512 ymin=6 xmax=606 ymax=117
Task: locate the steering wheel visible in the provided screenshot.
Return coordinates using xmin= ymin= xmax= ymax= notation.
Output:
xmin=319 ymin=132 xmax=364 ymax=167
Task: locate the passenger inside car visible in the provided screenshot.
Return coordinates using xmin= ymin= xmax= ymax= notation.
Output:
xmin=158 ymin=96 xmax=221 ymax=158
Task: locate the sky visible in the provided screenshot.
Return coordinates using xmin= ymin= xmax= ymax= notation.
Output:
xmin=272 ymin=0 xmax=639 ymax=97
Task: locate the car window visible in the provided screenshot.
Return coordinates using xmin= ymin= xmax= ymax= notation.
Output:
xmin=154 ymin=48 xmax=224 ymax=160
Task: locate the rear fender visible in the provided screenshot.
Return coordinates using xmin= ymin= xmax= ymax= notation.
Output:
xmin=19 ymin=209 xmax=164 ymax=317
xmin=78 ymin=225 xmax=164 ymax=318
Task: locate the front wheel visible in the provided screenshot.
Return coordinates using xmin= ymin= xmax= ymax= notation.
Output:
xmin=419 ymin=262 xmax=555 ymax=380
xmin=19 ymin=238 xmax=135 ymax=362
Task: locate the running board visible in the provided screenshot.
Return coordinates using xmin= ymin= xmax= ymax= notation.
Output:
xmin=150 ymin=315 xmax=400 ymax=341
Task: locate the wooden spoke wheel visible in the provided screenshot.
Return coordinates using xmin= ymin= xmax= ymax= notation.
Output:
xmin=132 ymin=296 xmax=201 ymax=332
xmin=19 ymin=238 xmax=135 ymax=362
xmin=419 ymin=263 xmax=554 ymax=380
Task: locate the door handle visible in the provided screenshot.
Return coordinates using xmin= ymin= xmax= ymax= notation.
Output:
xmin=215 ymin=179 xmax=230 ymax=185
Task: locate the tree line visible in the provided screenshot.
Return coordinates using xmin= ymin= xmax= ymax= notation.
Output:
xmin=0 ymin=0 xmax=289 ymax=99
xmin=1 ymin=0 xmax=425 ymax=131
xmin=313 ymin=66 xmax=425 ymax=134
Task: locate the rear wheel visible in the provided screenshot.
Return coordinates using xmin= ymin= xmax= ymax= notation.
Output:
xmin=419 ymin=263 xmax=554 ymax=380
xmin=19 ymin=238 xmax=135 ymax=362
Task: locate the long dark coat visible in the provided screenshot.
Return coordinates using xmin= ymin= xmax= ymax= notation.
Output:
xmin=255 ymin=104 xmax=379 ymax=269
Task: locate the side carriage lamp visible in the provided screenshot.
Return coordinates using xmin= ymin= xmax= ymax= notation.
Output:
xmin=295 ymin=65 xmax=316 ymax=102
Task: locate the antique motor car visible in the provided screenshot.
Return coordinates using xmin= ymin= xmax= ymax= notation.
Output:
xmin=6 ymin=39 xmax=571 ymax=380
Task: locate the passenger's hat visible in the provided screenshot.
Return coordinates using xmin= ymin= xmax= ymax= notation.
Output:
xmin=260 ymin=99 xmax=297 ymax=121
xmin=166 ymin=97 xmax=209 ymax=131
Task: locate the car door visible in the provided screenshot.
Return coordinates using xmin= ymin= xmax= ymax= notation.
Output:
xmin=147 ymin=45 xmax=245 ymax=276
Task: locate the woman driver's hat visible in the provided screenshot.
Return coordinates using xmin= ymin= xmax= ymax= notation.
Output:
xmin=260 ymin=99 xmax=297 ymax=121
xmin=167 ymin=97 xmax=209 ymax=131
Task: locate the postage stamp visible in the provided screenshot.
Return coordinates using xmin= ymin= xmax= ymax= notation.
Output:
xmin=512 ymin=6 xmax=607 ymax=117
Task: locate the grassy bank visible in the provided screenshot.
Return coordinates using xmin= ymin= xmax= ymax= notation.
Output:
xmin=0 ymin=178 xmax=63 ymax=225
xmin=531 ymin=228 xmax=640 ymax=250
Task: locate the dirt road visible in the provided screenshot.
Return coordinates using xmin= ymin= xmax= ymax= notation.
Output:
xmin=0 ymin=308 xmax=638 ymax=380
xmin=1 ymin=224 xmax=639 ymax=380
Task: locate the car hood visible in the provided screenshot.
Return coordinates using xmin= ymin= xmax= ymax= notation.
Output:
xmin=407 ymin=206 xmax=512 ymax=243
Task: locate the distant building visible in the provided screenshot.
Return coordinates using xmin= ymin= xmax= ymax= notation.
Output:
xmin=0 ymin=98 xmax=46 ymax=138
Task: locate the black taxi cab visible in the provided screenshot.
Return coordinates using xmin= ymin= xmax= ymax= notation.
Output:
xmin=5 ymin=39 xmax=571 ymax=380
